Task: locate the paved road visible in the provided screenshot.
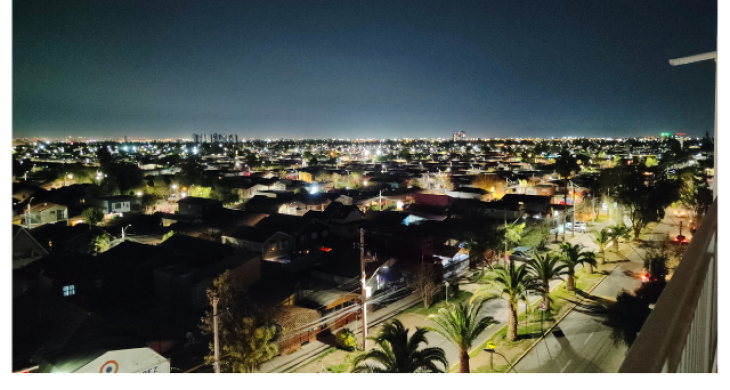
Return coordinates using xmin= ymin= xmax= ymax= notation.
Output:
xmin=514 ymin=208 xmax=688 ymax=373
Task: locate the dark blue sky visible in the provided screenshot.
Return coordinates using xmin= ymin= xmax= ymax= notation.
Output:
xmin=13 ymin=0 xmax=717 ymax=139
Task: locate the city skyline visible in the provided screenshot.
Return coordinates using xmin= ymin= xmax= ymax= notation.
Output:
xmin=13 ymin=1 xmax=717 ymax=139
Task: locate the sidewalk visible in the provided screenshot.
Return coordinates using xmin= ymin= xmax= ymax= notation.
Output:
xmin=260 ymin=292 xmax=423 ymax=373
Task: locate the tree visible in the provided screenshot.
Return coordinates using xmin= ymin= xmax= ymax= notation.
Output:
xmin=177 ymin=160 xmax=205 ymax=188
xmin=427 ymin=300 xmax=497 ymax=373
xmin=409 ymin=266 xmax=441 ymax=309
xmin=590 ymin=229 xmax=611 ymax=264
xmin=472 ymin=262 xmax=532 ymax=341
xmin=141 ymin=194 xmax=156 ymax=213
xmin=500 ymin=222 xmax=525 ymax=261
xmin=526 ymin=252 xmax=568 ymax=311
xmin=351 ymin=319 xmax=447 ymax=373
xmin=211 ymin=180 xmax=238 ymax=205
xmin=315 ymin=171 xmax=331 ymax=183
xmin=92 ymin=232 xmax=113 ymax=254
xmin=331 ymin=172 xmax=342 ymax=187
xmin=555 ymin=151 xmax=580 ymax=178
xmin=615 ymin=166 xmax=680 ymax=239
xmin=465 ymin=224 xmax=502 ymax=272
xmin=82 ymin=207 xmax=105 ymax=228
xmin=607 ymin=224 xmax=632 ymax=251
xmin=201 ymin=270 xmax=278 ymax=373
xmin=161 ymin=230 xmax=175 ymax=242
xmin=558 ymin=243 xmax=598 ymax=290
xmin=472 ymin=174 xmax=506 ymax=199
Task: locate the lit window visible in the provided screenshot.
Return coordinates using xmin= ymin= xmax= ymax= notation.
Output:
xmin=63 ymin=285 xmax=75 ymax=297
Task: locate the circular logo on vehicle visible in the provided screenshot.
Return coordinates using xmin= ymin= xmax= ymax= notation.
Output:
xmin=100 ymin=360 xmax=119 ymax=373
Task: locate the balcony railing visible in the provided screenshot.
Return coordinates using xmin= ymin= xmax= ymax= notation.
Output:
xmin=620 ymin=199 xmax=717 ymax=373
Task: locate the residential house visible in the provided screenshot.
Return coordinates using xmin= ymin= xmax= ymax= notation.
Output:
xmin=89 ymin=195 xmax=142 ymax=217
xmin=296 ymin=290 xmax=360 ymax=333
xmin=221 ymin=226 xmax=294 ymax=262
xmin=501 ymin=194 xmax=553 ymax=214
xmin=243 ymin=195 xmax=298 ymax=215
xmin=14 ymin=202 xmax=68 ymax=228
xmin=274 ymin=306 xmax=322 ymax=356
xmin=255 ymin=214 xmax=332 ymax=253
xmin=176 ymin=197 xmax=223 ymax=219
xmin=12 ymin=226 xmax=49 ymax=269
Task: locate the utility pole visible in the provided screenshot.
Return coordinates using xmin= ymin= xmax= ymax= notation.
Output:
xmin=572 ymin=181 xmax=576 ymax=237
xmin=212 ymin=297 xmax=221 ymax=373
xmin=359 ymin=228 xmax=368 ymax=351
xmin=26 ymin=197 xmax=34 ymax=229
xmin=503 ymin=205 xmax=508 ymax=268
xmin=562 ymin=190 xmax=567 ymax=242
xmin=591 ymin=194 xmax=595 ymax=225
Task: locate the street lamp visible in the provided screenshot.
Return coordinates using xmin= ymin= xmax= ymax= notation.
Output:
xmin=122 ymin=224 xmax=132 ymax=242
xmin=483 ymin=346 xmax=518 ymax=373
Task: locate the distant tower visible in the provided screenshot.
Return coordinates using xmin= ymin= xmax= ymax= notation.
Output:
xmin=124 ymin=135 xmax=128 ymax=143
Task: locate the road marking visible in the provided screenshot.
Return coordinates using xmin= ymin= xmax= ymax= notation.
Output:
xmin=561 ymin=359 xmax=573 ymax=373
xmin=583 ymin=332 xmax=594 ymax=345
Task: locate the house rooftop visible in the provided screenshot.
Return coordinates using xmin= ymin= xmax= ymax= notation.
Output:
xmin=177 ymin=196 xmax=222 ymax=206
xmin=222 ymin=226 xmax=280 ymax=243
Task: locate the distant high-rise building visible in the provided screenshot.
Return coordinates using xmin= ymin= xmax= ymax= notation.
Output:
xmin=124 ymin=135 xmax=128 ymax=143
xmin=453 ymin=131 xmax=466 ymax=142
xmin=193 ymin=134 xmax=199 ymax=144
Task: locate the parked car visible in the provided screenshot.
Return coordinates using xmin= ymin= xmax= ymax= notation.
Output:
xmin=510 ymin=246 xmax=533 ymax=262
xmin=564 ymin=221 xmax=587 ymax=233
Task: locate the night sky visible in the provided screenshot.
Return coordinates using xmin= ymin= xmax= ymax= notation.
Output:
xmin=13 ymin=0 xmax=717 ymax=139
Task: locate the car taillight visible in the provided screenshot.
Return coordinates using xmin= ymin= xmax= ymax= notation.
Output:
xmin=674 ymin=237 xmax=679 ymax=242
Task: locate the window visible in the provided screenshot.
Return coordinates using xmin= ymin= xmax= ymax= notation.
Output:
xmin=322 ymin=230 xmax=328 ymax=237
xmin=95 ymin=279 xmax=104 ymax=288
xmin=311 ymin=232 xmax=317 ymax=240
xmin=300 ymin=235 xmax=307 ymax=243
xmin=63 ymin=285 xmax=75 ymax=297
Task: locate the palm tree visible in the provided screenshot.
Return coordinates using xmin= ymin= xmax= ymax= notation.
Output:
xmin=590 ymin=229 xmax=610 ymax=264
xmin=471 ymin=262 xmax=532 ymax=341
xmin=558 ymin=243 xmax=598 ymax=291
xmin=491 ymin=222 xmax=526 ymax=267
xmin=607 ymin=224 xmax=632 ymax=251
xmin=351 ymin=319 xmax=448 ymax=373
xmin=428 ymin=300 xmax=497 ymax=373
xmin=526 ymin=252 xmax=568 ymax=311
